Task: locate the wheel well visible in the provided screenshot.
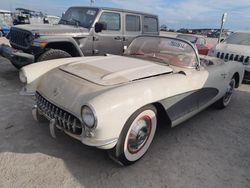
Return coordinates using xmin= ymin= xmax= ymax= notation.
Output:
xmin=45 ymin=42 xmax=81 ymax=57
xmin=233 ymin=72 xmax=240 ymax=88
xmin=152 ymin=102 xmax=172 ymax=129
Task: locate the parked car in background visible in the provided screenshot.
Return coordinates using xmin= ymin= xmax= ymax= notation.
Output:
xmin=0 ymin=18 xmax=10 ymax=37
xmin=13 ymin=14 xmax=30 ymax=25
xmin=160 ymin=24 xmax=168 ymax=31
xmin=176 ymin=34 xmax=213 ymax=55
xmin=19 ymin=36 xmax=244 ymax=165
xmin=0 ymin=10 xmax=12 ymax=25
xmin=0 ymin=6 xmax=159 ymax=69
xmin=45 ymin=15 xmax=61 ymax=25
xmin=208 ymin=31 xmax=250 ymax=82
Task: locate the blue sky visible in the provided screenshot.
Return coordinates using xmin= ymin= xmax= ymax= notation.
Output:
xmin=1 ymin=0 xmax=250 ymax=30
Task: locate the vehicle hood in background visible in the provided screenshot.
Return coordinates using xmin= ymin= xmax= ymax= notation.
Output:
xmin=12 ymin=24 xmax=88 ymax=36
xmin=215 ymin=43 xmax=250 ymax=54
xmin=59 ymin=55 xmax=173 ymax=86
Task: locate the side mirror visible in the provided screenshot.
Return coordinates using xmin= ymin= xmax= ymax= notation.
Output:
xmin=95 ymin=22 xmax=106 ymax=33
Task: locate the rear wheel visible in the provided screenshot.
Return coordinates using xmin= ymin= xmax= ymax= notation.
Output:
xmin=214 ymin=78 xmax=236 ymax=109
xmin=109 ymin=105 xmax=157 ymax=166
xmin=37 ymin=49 xmax=71 ymax=62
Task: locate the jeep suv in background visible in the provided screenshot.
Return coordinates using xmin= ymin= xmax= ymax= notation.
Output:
xmin=0 ymin=6 xmax=159 ymax=69
xmin=208 ymin=31 xmax=250 ymax=82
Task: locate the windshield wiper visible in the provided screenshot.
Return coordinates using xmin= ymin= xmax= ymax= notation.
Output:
xmin=59 ymin=18 xmax=81 ymax=27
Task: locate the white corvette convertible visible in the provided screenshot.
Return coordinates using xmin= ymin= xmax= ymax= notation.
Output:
xmin=20 ymin=36 xmax=244 ymax=165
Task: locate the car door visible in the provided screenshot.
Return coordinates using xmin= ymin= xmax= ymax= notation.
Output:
xmin=93 ymin=11 xmax=124 ymax=55
xmin=197 ymin=61 xmax=229 ymax=107
xmin=123 ymin=14 xmax=142 ymax=50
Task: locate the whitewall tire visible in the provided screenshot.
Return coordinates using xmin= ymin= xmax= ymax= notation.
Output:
xmin=109 ymin=105 xmax=157 ymax=166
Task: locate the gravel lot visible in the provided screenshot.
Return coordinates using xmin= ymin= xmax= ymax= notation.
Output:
xmin=0 ymin=37 xmax=250 ymax=188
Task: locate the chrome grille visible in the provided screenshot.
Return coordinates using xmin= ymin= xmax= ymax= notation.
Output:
xmin=216 ymin=51 xmax=250 ymax=64
xmin=9 ymin=28 xmax=33 ymax=49
xmin=35 ymin=92 xmax=82 ymax=135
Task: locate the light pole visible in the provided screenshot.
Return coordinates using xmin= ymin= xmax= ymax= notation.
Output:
xmin=218 ymin=12 xmax=227 ymax=43
xmin=90 ymin=0 xmax=95 ymax=6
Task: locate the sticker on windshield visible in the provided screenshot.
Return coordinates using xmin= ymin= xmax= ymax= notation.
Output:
xmin=87 ymin=10 xmax=96 ymax=15
xmin=169 ymin=40 xmax=187 ymax=50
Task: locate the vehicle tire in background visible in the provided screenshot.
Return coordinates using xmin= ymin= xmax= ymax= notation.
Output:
xmin=37 ymin=49 xmax=71 ymax=62
xmin=214 ymin=78 xmax=236 ymax=109
xmin=12 ymin=62 xmax=24 ymax=70
xmin=108 ymin=105 xmax=157 ymax=166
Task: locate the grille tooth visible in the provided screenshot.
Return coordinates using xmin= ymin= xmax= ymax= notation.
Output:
xmin=220 ymin=53 xmax=224 ymax=59
xmin=239 ymin=55 xmax=244 ymax=62
xmin=51 ymin=106 xmax=55 ymax=118
xmin=72 ymin=119 xmax=77 ymax=133
xmin=63 ymin=113 xmax=67 ymax=129
xmin=225 ymin=53 xmax=229 ymax=60
xmin=234 ymin=55 xmax=239 ymax=61
xmin=45 ymin=101 xmax=49 ymax=113
xmin=67 ymin=116 xmax=72 ymax=132
xmin=229 ymin=54 xmax=234 ymax=60
xmin=244 ymin=57 xmax=249 ymax=64
xmin=217 ymin=52 xmax=220 ymax=58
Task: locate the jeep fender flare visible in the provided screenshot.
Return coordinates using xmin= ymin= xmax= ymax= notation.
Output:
xmin=36 ymin=36 xmax=84 ymax=57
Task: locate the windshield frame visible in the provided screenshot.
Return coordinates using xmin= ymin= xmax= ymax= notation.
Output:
xmin=176 ymin=34 xmax=198 ymax=44
xmin=125 ymin=35 xmax=200 ymax=69
xmin=59 ymin=7 xmax=100 ymax=28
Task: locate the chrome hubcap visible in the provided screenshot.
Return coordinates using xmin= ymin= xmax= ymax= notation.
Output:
xmin=127 ymin=116 xmax=152 ymax=154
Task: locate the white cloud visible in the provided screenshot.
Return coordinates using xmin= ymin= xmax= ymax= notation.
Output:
xmin=111 ymin=0 xmax=250 ymax=29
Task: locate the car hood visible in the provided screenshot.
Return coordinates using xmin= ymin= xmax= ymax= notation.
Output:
xmin=12 ymin=24 xmax=88 ymax=36
xmin=59 ymin=55 xmax=173 ymax=86
xmin=215 ymin=43 xmax=250 ymax=54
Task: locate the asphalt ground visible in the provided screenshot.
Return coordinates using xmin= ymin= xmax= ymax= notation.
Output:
xmin=0 ymin=36 xmax=249 ymax=188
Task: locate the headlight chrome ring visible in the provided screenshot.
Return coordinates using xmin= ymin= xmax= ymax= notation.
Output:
xmin=81 ymin=105 xmax=97 ymax=129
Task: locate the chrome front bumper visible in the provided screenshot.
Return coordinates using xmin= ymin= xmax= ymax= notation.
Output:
xmin=32 ymin=105 xmax=117 ymax=149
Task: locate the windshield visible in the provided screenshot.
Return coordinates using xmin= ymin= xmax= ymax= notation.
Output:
xmin=59 ymin=7 xmax=99 ymax=28
xmin=125 ymin=36 xmax=198 ymax=68
xmin=223 ymin=32 xmax=250 ymax=46
xmin=176 ymin=34 xmax=197 ymax=44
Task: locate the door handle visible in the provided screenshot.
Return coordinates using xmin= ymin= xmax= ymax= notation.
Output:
xmin=114 ymin=36 xmax=122 ymax=40
xmin=122 ymin=37 xmax=128 ymax=42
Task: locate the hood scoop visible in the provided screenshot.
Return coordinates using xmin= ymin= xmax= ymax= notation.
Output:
xmin=60 ymin=55 xmax=173 ymax=86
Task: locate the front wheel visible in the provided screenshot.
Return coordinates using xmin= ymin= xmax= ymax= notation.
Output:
xmin=109 ymin=105 xmax=157 ymax=166
xmin=37 ymin=49 xmax=71 ymax=62
xmin=214 ymin=78 xmax=236 ymax=109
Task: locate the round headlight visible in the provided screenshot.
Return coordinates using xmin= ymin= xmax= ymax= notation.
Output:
xmin=19 ymin=69 xmax=27 ymax=83
xmin=81 ymin=105 xmax=96 ymax=129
